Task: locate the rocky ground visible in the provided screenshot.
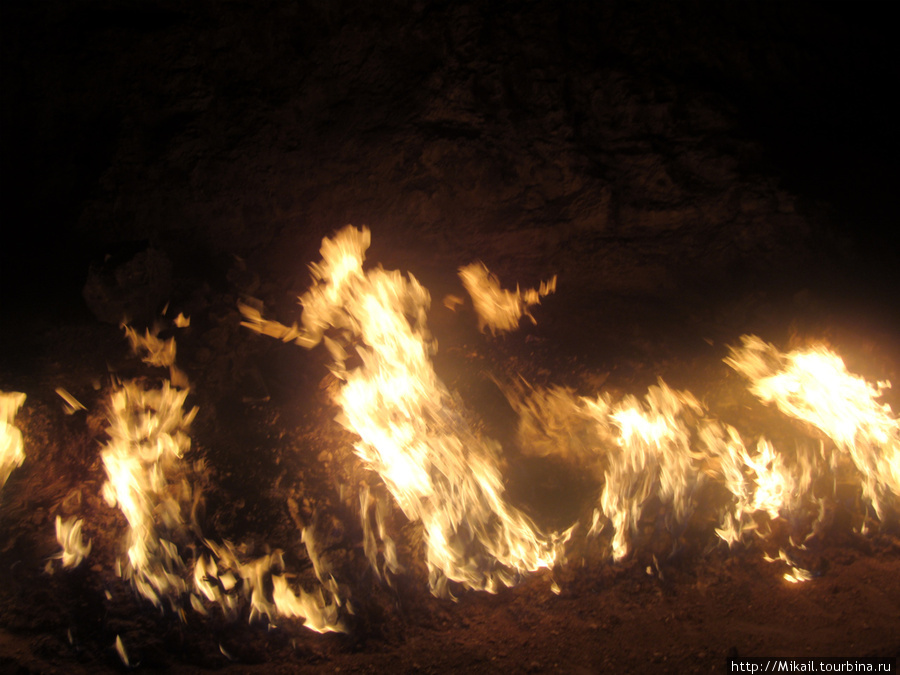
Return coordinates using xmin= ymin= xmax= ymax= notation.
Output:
xmin=2 ymin=1 xmax=899 ymax=672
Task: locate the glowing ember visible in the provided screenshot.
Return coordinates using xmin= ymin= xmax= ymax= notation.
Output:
xmin=1 ymin=391 xmax=26 ymax=490
xmin=459 ymin=261 xmax=556 ymax=334
xmin=727 ymin=336 xmax=900 ymax=522
xmin=242 ymin=226 xmax=570 ymax=596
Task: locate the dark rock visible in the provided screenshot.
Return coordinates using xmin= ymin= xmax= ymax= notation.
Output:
xmin=82 ymin=242 xmax=172 ymax=324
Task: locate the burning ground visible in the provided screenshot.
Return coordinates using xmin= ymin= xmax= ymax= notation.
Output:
xmin=2 ymin=226 xmax=899 ymax=673
xmin=2 ymin=1 xmax=900 ymax=672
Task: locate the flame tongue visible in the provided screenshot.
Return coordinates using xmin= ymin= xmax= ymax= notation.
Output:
xmin=459 ymin=261 xmax=556 ymax=335
xmin=0 ymin=391 xmax=26 ymax=491
xmin=597 ymin=382 xmax=706 ymax=560
xmin=726 ymin=335 xmax=900 ymax=521
xmin=55 ymin=516 xmax=92 ymax=568
xmin=100 ymin=380 xmax=198 ymax=607
xmin=243 ymin=226 xmax=569 ymax=595
xmin=99 ymin=324 xmax=346 ymax=631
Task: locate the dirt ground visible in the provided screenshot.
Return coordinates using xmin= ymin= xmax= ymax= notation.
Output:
xmin=2 ymin=1 xmax=899 ymax=672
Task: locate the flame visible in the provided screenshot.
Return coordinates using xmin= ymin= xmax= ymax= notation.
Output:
xmin=114 ymin=635 xmax=130 ymax=667
xmin=55 ymin=515 xmax=92 ymax=568
xmin=242 ymin=226 xmax=570 ymax=595
xmin=196 ymin=538 xmax=345 ymax=633
xmin=244 ymin=228 xmax=895 ymax=586
xmin=764 ymin=549 xmax=815 ymax=584
xmin=1 ymin=391 xmax=26 ymax=490
xmin=98 ymin=322 xmax=203 ymax=608
xmin=13 ymin=225 xmax=896 ymax=627
xmin=55 ymin=387 xmax=86 ymax=415
xmin=459 ymin=261 xmax=556 ymax=335
xmin=726 ymin=336 xmax=900 ymax=521
xmin=512 ymin=381 xmax=709 ymax=560
xmin=123 ymin=325 xmax=177 ymax=367
xmin=597 ymin=383 xmax=706 ymax=560
xmin=97 ymin=324 xmax=346 ymax=631
xmin=101 ymin=379 xmax=199 ymax=607
xmin=122 ymin=323 xmax=189 ymax=388
xmin=511 ymin=375 xmax=831 ymax=560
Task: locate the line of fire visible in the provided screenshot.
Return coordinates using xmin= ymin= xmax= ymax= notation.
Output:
xmin=2 ymin=2 xmax=898 ymax=672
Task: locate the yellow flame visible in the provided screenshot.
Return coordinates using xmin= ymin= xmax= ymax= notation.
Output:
xmin=114 ymin=635 xmax=130 ymax=667
xmin=197 ymin=539 xmax=345 ymax=633
xmin=55 ymin=387 xmax=86 ymax=415
xmin=727 ymin=336 xmax=900 ymax=520
xmin=55 ymin=515 xmax=92 ymax=568
xmin=101 ymin=380 xmax=197 ymax=606
xmin=459 ymin=261 xmax=556 ymax=335
xmin=101 ymin=329 xmax=345 ymax=631
xmin=0 ymin=391 xmax=26 ymax=490
xmin=763 ymin=549 xmax=814 ymax=583
xmin=123 ymin=325 xmax=177 ymax=367
xmin=244 ymin=229 xmax=893 ymax=585
xmin=242 ymin=226 xmax=570 ymax=595
xmin=511 ymin=374 xmax=830 ymax=559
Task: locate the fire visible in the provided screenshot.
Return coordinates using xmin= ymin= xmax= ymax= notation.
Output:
xmin=726 ymin=336 xmax=900 ymax=522
xmin=512 ymin=368 xmax=827 ymax=565
xmin=764 ymin=549 xmax=816 ymax=584
xmin=459 ymin=261 xmax=556 ymax=334
xmin=97 ymin=323 xmax=345 ymax=631
xmin=242 ymin=227 xmax=900 ymax=593
xmin=55 ymin=515 xmax=92 ymax=568
xmin=513 ymin=381 xmax=716 ymax=560
xmin=100 ymin=379 xmax=199 ymax=607
xmin=197 ymin=535 xmax=345 ymax=633
xmin=6 ymin=223 xmax=899 ymax=652
xmin=55 ymin=387 xmax=86 ymax=415
xmin=1 ymin=390 xmax=26 ymax=490
xmin=242 ymin=226 xmax=570 ymax=596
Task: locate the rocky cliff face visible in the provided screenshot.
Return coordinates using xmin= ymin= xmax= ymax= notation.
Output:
xmin=2 ymin=1 xmax=896 ymax=319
